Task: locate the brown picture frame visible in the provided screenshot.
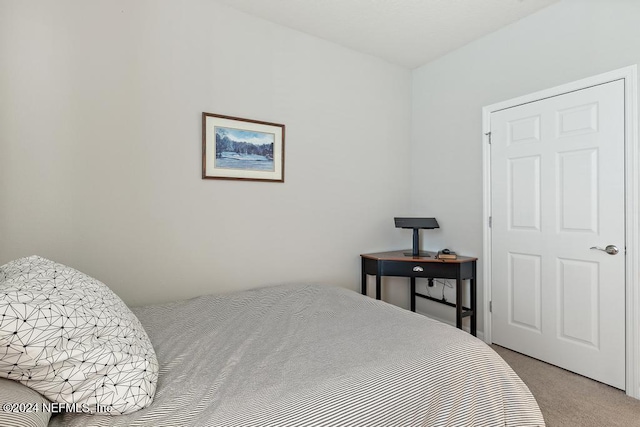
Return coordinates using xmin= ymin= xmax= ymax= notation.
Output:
xmin=202 ymin=112 xmax=285 ymax=182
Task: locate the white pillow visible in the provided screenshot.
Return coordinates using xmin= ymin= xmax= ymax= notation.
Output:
xmin=0 ymin=256 xmax=159 ymax=415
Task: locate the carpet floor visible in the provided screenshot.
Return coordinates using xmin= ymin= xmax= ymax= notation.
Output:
xmin=491 ymin=345 xmax=640 ymax=427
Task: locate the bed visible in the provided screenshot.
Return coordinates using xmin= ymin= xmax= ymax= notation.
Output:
xmin=1 ymin=257 xmax=545 ymax=426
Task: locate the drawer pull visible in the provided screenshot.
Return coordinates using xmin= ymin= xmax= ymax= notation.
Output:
xmin=413 ymin=266 xmax=424 ymax=272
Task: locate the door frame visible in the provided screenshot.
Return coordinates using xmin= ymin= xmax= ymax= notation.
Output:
xmin=482 ymin=65 xmax=639 ymax=398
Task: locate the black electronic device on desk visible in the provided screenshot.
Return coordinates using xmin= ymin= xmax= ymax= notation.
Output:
xmin=394 ymin=217 xmax=439 ymax=257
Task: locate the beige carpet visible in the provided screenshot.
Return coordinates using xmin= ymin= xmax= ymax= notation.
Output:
xmin=492 ymin=345 xmax=640 ymax=427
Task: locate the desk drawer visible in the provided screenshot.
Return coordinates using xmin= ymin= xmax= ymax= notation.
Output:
xmin=380 ymin=260 xmax=457 ymax=279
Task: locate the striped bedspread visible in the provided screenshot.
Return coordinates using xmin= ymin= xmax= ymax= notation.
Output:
xmin=50 ymin=284 xmax=544 ymax=426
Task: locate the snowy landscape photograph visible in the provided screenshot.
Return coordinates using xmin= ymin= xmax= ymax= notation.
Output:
xmin=203 ymin=113 xmax=285 ymax=182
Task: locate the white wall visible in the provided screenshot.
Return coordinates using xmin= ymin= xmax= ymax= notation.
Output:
xmin=411 ymin=0 xmax=640 ymax=333
xmin=0 ymin=0 xmax=412 ymax=306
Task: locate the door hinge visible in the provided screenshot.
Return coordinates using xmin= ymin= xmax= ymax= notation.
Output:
xmin=489 ymin=301 xmax=492 ymax=313
xmin=485 ymin=131 xmax=492 ymax=144
xmin=488 ymin=216 xmax=492 ymax=228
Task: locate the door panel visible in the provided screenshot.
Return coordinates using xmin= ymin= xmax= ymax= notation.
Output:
xmin=558 ymin=258 xmax=599 ymax=348
xmin=558 ymin=149 xmax=598 ymax=232
xmin=509 ymin=156 xmax=541 ymax=230
xmin=509 ymin=252 xmax=542 ymax=332
xmin=491 ymin=79 xmax=625 ymax=389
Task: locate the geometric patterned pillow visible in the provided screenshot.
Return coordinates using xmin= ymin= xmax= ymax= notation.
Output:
xmin=0 ymin=256 xmax=158 ymax=415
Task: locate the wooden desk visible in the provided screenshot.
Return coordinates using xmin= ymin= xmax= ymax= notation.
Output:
xmin=360 ymin=250 xmax=478 ymax=336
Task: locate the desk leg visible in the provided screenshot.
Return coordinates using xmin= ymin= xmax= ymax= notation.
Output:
xmin=376 ymin=263 xmax=382 ymax=300
xmin=471 ymin=262 xmax=477 ymax=336
xmin=410 ymin=277 xmax=416 ymax=312
xmin=361 ymin=259 xmax=366 ymax=295
xmin=456 ymin=270 xmax=463 ymax=330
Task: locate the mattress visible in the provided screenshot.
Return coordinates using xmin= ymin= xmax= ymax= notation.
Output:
xmin=49 ymin=284 xmax=544 ymax=426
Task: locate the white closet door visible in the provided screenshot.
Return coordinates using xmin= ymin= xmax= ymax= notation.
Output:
xmin=491 ymin=80 xmax=626 ymax=389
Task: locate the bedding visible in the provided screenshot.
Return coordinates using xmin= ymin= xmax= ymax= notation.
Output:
xmin=0 ymin=256 xmax=158 ymax=415
xmin=46 ymin=283 xmax=545 ymax=426
xmin=0 ymin=378 xmax=51 ymax=427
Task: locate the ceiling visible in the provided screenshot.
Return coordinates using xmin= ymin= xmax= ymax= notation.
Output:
xmin=215 ymin=0 xmax=559 ymax=69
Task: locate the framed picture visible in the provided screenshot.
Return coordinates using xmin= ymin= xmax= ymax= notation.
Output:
xmin=202 ymin=113 xmax=285 ymax=182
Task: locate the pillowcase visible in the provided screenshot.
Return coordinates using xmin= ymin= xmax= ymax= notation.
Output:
xmin=0 ymin=378 xmax=51 ymax=427
xmin=0 ymin=256 xmax=159 ymax=415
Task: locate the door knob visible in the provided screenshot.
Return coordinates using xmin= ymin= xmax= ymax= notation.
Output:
xmin=590 ymin=245 xmax=620 ymax=255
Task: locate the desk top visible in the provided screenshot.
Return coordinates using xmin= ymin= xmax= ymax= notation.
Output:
xmin=361 ymin=250 xmax=477 ymax=263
